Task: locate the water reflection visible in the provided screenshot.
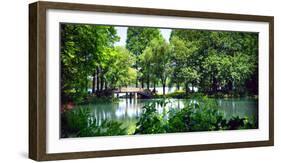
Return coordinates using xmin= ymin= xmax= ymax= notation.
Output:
xmin=81 ymin=98 xmax=257 ymax=128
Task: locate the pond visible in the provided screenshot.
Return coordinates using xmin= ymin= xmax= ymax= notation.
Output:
xmin=75 ymin=98 xmax=258 ymax=133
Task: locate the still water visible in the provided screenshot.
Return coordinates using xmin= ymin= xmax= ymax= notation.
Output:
xmin=78 ymin=98 xmax=258 ymax=132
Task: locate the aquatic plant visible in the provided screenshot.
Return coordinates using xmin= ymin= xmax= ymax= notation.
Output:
xmin=61 ymin=107 xmax=127 ymax=138
xmin=135 ymin=98 xmax=256 ymax=134
xmin=61 ymin=98 xmax=257 ymax=138
xmin=78 ymin=119 xmax=127 ymax=137
xmin=134 ymin=99 xmax=169 ymax=134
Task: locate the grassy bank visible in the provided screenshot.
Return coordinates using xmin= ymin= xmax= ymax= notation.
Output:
xmin=154 ymin=90 xmax=258 ymax=99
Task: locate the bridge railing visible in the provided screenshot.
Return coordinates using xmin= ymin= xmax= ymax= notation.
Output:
xmin=115 ymin=87 xmax=145 ymax=93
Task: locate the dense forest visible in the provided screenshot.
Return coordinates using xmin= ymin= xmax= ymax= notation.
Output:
xmin=60 ymin=24 xmax=258 ymax=105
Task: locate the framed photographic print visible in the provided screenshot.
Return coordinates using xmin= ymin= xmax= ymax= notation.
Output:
xmin=29 ymin=1 xmax=274 ymax=161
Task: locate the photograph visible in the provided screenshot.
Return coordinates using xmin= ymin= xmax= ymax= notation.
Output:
xmin=59 ymin=23 xmax=259 ymax=138
xmin=28 ymin=1 xmax=274 ymax=160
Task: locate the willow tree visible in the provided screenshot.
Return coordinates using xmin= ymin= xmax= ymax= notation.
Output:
xmin=126 ymin=27 xmax=162 ymax=88
xmin=139 ymin=47 xmax=153 ymax=89
xmin=150 ymin=38 xmax=173 ymax=95
xmin=105 ymin=46 xmax=137 ymax=89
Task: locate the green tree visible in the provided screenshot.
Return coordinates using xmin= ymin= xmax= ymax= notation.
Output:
xmin=150 ymin=38 xmax=173 ymax=95
xmin=231 ymin=53 xmax=255 ymax=93
xmin=105 ymin=46 xmax=137 ymax=89
xmin=60 ymin=24 xmax=119 ymax=104
xmin=202 ymin=50 xmax=231 ymax=93
xmin=139 ymin=47 xmax=154 ymax=89
xmin=170 ymin=36 xmax=199 ymax=94
xmin=126 ymin=27 xmax=162 ymax=87
xmin=170 ymin=29 xmax=258 ymax=95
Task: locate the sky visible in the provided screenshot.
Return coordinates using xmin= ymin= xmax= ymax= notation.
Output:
xmin=114 ymin=26 xmax=172 ymax=47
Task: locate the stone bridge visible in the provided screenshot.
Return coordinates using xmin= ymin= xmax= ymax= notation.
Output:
xmin=113 ymin=87 xmax=152 ymax=98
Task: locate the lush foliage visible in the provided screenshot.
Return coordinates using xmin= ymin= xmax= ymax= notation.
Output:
xmin=135 ymin=98 xmax=257 ymax=134
xmin=126 ymin=27 xmax=258 ymax=96
xmin=169 ymin=30 xmax=258 ymax=95
xmin=60 ymin=24 xmax=258 ymax=137
xmin=170 ymin=36 xmax=200 ymax=93
xmin=134 ymin=99 xmax=169 ymax=134
xmin=61 ymin=24 xmax=258 ymax=104
xmin=61 ymin=24 xmax=119 ymax=103
xmin=104 ymin=46 xmax=137 ymax=88
xmin=61 ymin=98 xmax=257 ymax=137
xmin=61 ymin=107 xmax=127 ymax=138
xmin=126 ymin=27 xmax=162 ymax=88
xmin=61 ymin=24 xmax=139 ymax=104
xmin=139 ymin=37 xmax=173 ymax=95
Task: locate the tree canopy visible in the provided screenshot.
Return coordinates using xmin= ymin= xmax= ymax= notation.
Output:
xmin=61 ymin=24 xmax=258 ymax=104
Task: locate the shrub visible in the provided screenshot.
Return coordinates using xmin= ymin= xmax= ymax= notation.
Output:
xmin=154 ymin=91 xmax=206 ymax=99
xmin=85 ymin=95 xmax=119 ymax=104
xmin=61 ymin=107 xmax=127 ymax=138
xmin=166 ymin=90 xmax=186 ymax=98
xmin=134 ymin=99 xmax=169 ymax=134
xmin=61 ymin=98 xmax=257 ymax=137
xmin=227 ymin=116 xmax=257 ymax=130
xmin=135 ymin=97 xmax=256 ymax=134
xmin=78 ymin=119 xmax=127 ymax=137
xmin=168 ymin=98 xmax=227 ymax=132
xmin=61 ymin=107 xmax=91 ymax=135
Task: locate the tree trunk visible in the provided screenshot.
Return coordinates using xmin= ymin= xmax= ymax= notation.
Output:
xmin=185 ymin=83 xmax=188 ymax=95
xmin=146 ymin=77 xmax=150 ymax=90
xmin=176 ymin=82 xmax=180 ymax=90
xmin=92 ymin=72 xmax=96 ymax=94
xmin=135 ymin=64 xmax=138 ymax=88
xmin=227 ymin=80 xmax=233 ymax=93
xmin=141 ymin=78 xmax=144 ymax=88
xmin=212 ymin=76 xmax=218 ymax=94
xmin=162 ymin=80 xmax=166 ymax=95
xmin=85 ymin=77 xmax=88 ymax=93
xmin=96 ymin=68 xmax=100 ymax=91
xmin=100 ymin=74 xmax=104 ymax=91
xmin=105 ymin=80 xmax=108 ymax=90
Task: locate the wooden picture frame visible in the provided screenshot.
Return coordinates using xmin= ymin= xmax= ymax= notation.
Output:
xmin=29 ymin=1 xmax=274 ymax=161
